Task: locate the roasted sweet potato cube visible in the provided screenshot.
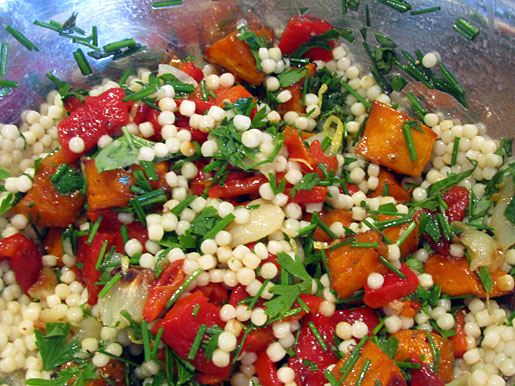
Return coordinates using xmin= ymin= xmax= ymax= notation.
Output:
xmin=368 ymin=168 xmax=411 ymax=203
xmin=84 ymin=159 xmax=134 ymax=211
xmin=205 ymin=29 xmax=274 ymax=86
xmin=332 ymin=340 xmax=406 ymax=386
xmin=326 ymin=230 xmax=388 ymax=299
xmin=424 ymin=254 xmax=510 ymax=298
xmin=393 ymin=329 xmax=454 ymax=382
xmin=312 ymin=209 xmax=353 ymax=242
xmin=356 ymin=101 xmax=437 ymax=177
xmin=376 ymin=215 xmax=418 ymax=258
xmin=12 ymin=150 xmax=85 ymax=228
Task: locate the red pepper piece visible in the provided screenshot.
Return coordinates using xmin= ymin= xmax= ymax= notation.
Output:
xmin=331 ymin=306 xmax=380 ymax=334
xmin=143 ymin=259 xmax=185 ymax=322
xmin=286 ymin=185 xmax=328 ymax=204
xmin=153 ymin=291 xmax=230 ymax=382
xmin=76 ymin=233 xmax=114 ymax=305
xmin=178 ymin=61 xmax=204 ymax=83
xmin=255 ymin=350 xmax=282 ymax=386
xmin=278 ymin=15 xmax=336 ymax=61
xmin=58 ymin=88 xmax=130 ymax=162
xmin=243 ymin=326 xmax=276 ymax=353
xmin=197 ymin=282 xmax=228 ymax=306
xmin=289 ymin=313 xmax=338 ymax=386
xmin=63 ymin=96 xmax=82 ymax=114
xmin=208 ymin=174 xmax=268 ymax=199
xmin=363 ymin=263 xmax=419 ymax=309
xmin=450 ymin=310 xmax=468 ymax=358
xmin=284 ymin=127 xmax=317 ymax=173
xmin=311 ymin=140 xmax=338 ymax=174
xmin=409 ymin=354 xmax=445 ymax=386
xmin=0 ymin=233 xmax=43 ymax=295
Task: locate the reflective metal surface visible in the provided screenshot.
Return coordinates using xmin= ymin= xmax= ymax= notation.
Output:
xmin=0 ymin=0 xmax=513 ymax=138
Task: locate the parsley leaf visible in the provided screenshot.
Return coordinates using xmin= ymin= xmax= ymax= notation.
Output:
xmin=276 ymin=252 xmax=312 ymax=282
xmin=237 ymin=26 xmax=270 ymax=72
xmin=35 ymin=323 xmax=81 ymax=371
xmin=0 ymin=192 xmax=21 ymax=216
xmin=0 ymin=167 xmax=11 ymax=180
xmin=210 ymin=119 xmax=257 ymax=169
xmin=190 ymin=207 xmax=219 ymax=236
xmin=277 ymin=67 xmax=307 ymax=88
xmin=377 ymin=336 xmax=399 ymax=358
xmin=477 ymin=266 xmax=493 ymax=293
xmin=405 ymin=257 xmax=423 ymax=273
xmin=50 ymin=164 xmax=85 ymax=195
xmin=27 ymin=362 xmax=99 ymax=386
xmin=290 ymin=173 xmax=320 ymax=199
xmin=95 ymin=127 xmax=157 ymax=172
xmin=494 ymin=137 xmax=513 ymax=159
xmin=290 ymin=29 xmax=340 ymax=59
xmin=426 ymin=159 xmax=477 ymax=197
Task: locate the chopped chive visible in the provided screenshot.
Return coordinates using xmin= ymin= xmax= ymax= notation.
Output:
xmin=350 ymin=242 xmax=379 ymax=248
xmin=352 ymin=116 xmax=368 ymax=146
xmin=395 ymin=361 xmax=422 ymax=369
xmin=355 ymin=358 xmax=372 ymax=386
xmin=308 ymin=321 xmax=328 ymax=351
xmin=438 ymin=62 xmax=465 ymax=95
xmin=97 ymin=349 xmax=139 ymax=366
xmin=328 ymin=238 xmax=356 ymax=250
xmin=406 ymin=92 xmax=427 ymax=120
xmin=365 ymin=5 xmax=371 ymax=27
xmin=151 ymin=326 xmax=164 ymax=358
xmin=379 ymin=256 xmax=407 ymax=278
xmin=120 ymin=225 xmax=129 ymax=248
xmin=203 ymin=159 xmax=224 ymax=173
xmin=87 ymin=215 xmax=103 ymax=244
xmin=3 ymin=25 xmax=39 ymax=51
xmin=341 ymin=81 xmax=371 ymax=109
xmin=231 ymin=327 xmax=250 ymax=366
xmin=339 ymin=335 xmax=368 ymax=379
xmin=152 ymin=0 xmax=184 ymax=7
xmin=453 ymin=17 xmax=480 ymax=40
xmin=200 ymin=79 xmax=209 ymax=101
xmin=118 ymin=68 xmax=132 ymax=86
xmin=91 ymin=25 xmax=98 ymax=47
xmin=33 ymin=20 xmax=62 ymax=32
xmin=324 ymin=370 xmax=340 ymax=386
xmin=436 ymin=213 xmax=452 ymax=241
xmin=297 ymin=223 xmax=317 ymax=236
xmin=403 ymin=122 xmax=418 ymax=161
xmin=94 ymin=240 xmax=109 ymax=271
xmin=103 ymin=38 xmax=136 ymax=52
xmin=395 ymin=221 xmax=416 ymax=247
xmin=451 ymin=136 xmax=460 ymax=166
xmin=188 ymin=324 xmax=206 ymax=360
xmin=246 ymin=279 xmax=270 ymax=310
xmin=374 ymin=217 xmax=411 ymax=230
xmin=192 ymin=304 xmax=200 ymax=316
xmin=98 ymin=273 xmax=122 ymax=299
xmin=342 ymin=0 xmax=347 ymax=14
xmin=312 ymin=212 xmax=337 ymax=240
xmin=296 ymin=297 xmax=310 ymax=313
xmin=73 ymin=48 xmax=92 ymax=76
xmin=131 ymin=189 xmax=167 ymax=207
xmin=372 ymin=317 xmax=386 ymax=335
xmin=337 ymin=289 xmax=364 ymax=304
xmin=377 ymin=0 xmax=412 ymax=13
xmin=410 ymin=6 xmax=440 ymax=15
xmin=203 ymin=213 xmax=235 ymax=241
xmin=362 ymin=218 xmax=393 ymax=244
xmin=0 ymin=78 xmax=18 ymax=88
xmin=171 ymin=195 xmax=197 ymax=216
xmin=130 ymin=199 xmax=147 ymax=226
xmin=425 ymin=330 xmax=440 ymax=373
xmin=123 ymin=85 xmax=157 ymax=102
xmin=0 ymin=42 xmax=8 ymax=77
xmin=165 ymin=269 xmax=203 ymax=309
xmin=141 ymin=320 xmax=152 ymax=362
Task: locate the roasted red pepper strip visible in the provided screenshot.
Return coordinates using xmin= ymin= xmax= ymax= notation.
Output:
xmin=284 ymin=127 xmax=317 ymax=173
xmin=76 ymin=233 xmax=114 ymax=305
xmin=286 ymin=185 xmax=328 ymax=204
xmin=143 ymin=259 xmax=185 ymax=322
xmin=208 ymin=174 xmax=268 ymax=199
xmin=331 ymin=306 xmax=380 ymax=334
xmin=311 ymin=140 xmax=338 ymax=173
xmin=450 ymin=310 xmax=468 ymax=358
xmin=363 ymin=263 xmax=419 ymax=308
xmin=58 ymin=88 xmax=130 ymax=162
xmin=255 ymin=350 xmax=282 ymax=386
xmin=409 ymin=354 xmax=445 ymax=386
xmin=278 ymin=15 xmax=336 ymax=61
xmin=289 ymin=313 xmax=338 ymax=386
xmin=153 ymin=291 xmax=230 ymax=383
xmin=177 ymin=61 xmax=204 ymax=83
xmin=0 ymin=233 xmax=43 ymax=295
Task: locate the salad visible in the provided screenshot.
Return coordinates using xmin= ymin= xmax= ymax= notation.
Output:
xmin=0 ymin=3 xmax=513 ymax=386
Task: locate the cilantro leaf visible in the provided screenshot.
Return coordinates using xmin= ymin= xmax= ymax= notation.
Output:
xmin=27 ymin=362 xmax=99 ymax=386
xmin=494 ymin=137 xmax=513 ymax=159
xmin=477 ymin=266 xmax=493 ymax=293
xmin=290 ymin=29 xmax=340 ymax=59
xmin=289 ymin=173 xmax=320 ymax=199
xmin=210 ymin=120 xmax=257 ymax=169
xmin=405 ymin=257 xmax=423 ymax=273
xmin=277 ymin=67 xmax=306 ymax=88
xmin=0 ymin=192 xmax=18 ymax=216
xmin=50 ymin=164 xmax=85 ymax=195
xmin=505 ymin=196 xmax=515 ymax=225
xmin=0 ymin=167 xmax=11 ymax=180
xmin=237 ymin=26 xmax=270 ymax=72
xmin=264 ymin=284 xmax=303 ymax=319
xmin=427 ymin=159 xmax=477 ymax=197
xmin=35 ymin=323 xmax=81 ymax=371
xmin=190 ymin=207 xmax=219 ymax=236
xmin=377 ymin=336 xmax=399 ymax=358
xmin=276 ymin=252 xmax=312 ymax=282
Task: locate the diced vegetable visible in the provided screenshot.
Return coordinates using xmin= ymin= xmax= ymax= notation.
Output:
xmin=367 ymin=168 xmax=411 ymax=203
xmin=355 ymin=101 xmax=437 ymax=177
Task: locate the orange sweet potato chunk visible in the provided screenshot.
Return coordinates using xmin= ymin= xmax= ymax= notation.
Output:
xmin=355 ymin=101 xmax=437 ymax=177
xmin=12 ymin=150 xmax=85 ymax=228
xmin=84 ymin=159 xmax=134 ymax=211
xmin=326 ymin=230 xmax=388 ymax=299
xmin=332 ymin=340 xmax=406 ymax=386
xmin=393 ymin=329 xmax=454 ymax=382
xmin=424 ymin=254 xmax=510 ymax=298
xmin=205 ymin=29 xmax=274 ymax=86
xmin=312 ymin=209 xmax=353 ymax=242
xmin=368 ymin=168 xmax=411 ymax=203
xmin=376 ymin=214 xmax=418 ymax=258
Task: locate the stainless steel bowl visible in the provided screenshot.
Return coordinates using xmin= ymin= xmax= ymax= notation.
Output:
xmin=0 ymin=0 xmax=514 ymax=139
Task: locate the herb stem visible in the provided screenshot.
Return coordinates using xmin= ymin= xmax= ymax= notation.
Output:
xmin=202 ymin=213 xmax=235 ymax=241
xmin=410 ymin=6 xmax=441 ymax=15
xmin=341 ymin=81 xmax=371 ymax=109
xmin=378 ymin=256 xmax=407 ymax=278
xmin=308 ymin=321 xmax=328 ymax=351
xmin=97 ymin=273 xmax=122 ymax=299
xmin=355 ymin=358 xmax=372 ymax=386
xmin=188 ymin=324 xmax=206 ymax=360
xmin=0 ymin=42 xmax=8 ymax=77
xmin=165 ymin=269 xmax=203 ymax=309
xmin=141 ymin=320 xmax=151 ymax=362
xmin=451 ymin=136 xmax=460 ymax=166
xmin=403 ymin=122 xmax=418 ymax=161
xmin=4 ymin=25 xmax=39 ymax=51
xmin=73 ymin=48 xmax=93 ymax=76
xmin=152 ymin=0 xmax=184 ymax=7
xmin=395 ymin=221 xmax=416 ymax=247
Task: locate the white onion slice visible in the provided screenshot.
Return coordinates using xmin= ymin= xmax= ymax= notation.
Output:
xmin=158 ymin=64 xmax=198 ymax=87
xmin=454 ymin=222 xmax=504 ymax=271
xmin=491 ymin=175 xmax=515 ymax=251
